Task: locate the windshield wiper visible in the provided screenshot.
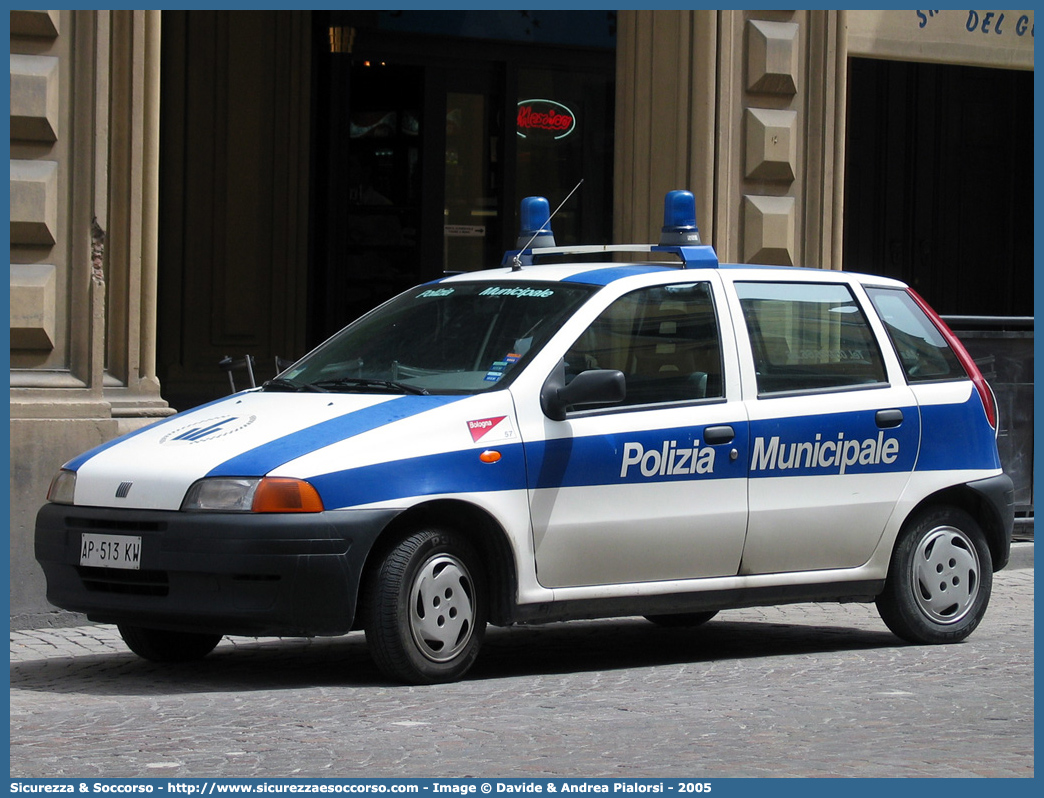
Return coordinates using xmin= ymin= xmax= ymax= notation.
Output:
xmin=307 ymin=377 xmax=429 ymax=395
xmin=261 ymin=378 xmax=328 ymax=393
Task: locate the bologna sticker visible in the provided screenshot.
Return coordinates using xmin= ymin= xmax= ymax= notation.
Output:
xmin=467 ymin=415 xmax=516 ymax=444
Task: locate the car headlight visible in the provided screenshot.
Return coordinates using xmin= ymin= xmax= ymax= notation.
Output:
xmin=47 ymin=469 xmax=77 ymax=505
xmin=181 ymin=477 xmax=324 ymax=513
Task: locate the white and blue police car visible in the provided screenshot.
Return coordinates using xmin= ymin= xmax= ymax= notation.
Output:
xmin=36 ymin=191 xmax=1014 ymax=684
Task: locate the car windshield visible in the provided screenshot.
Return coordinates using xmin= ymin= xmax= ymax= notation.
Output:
xmin=267 ymin=281 xmax=595 ymax=394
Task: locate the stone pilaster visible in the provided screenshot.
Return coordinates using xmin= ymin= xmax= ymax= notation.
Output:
xmin=615 ymin=10 xmax=847 ymax=268
xmin=9 ymin=10 xmax=172 ymax=619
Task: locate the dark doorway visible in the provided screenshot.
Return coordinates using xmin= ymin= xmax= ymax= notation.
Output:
xmin=310 ymin=58 xmax=434 ymax=344
xmin=309 ymin=14 xmax=615 ymax=345
xmin=157 ymin=11 xmax=312 ymax=412
xmin=843 ymin=58 xmax=1032 ymax=317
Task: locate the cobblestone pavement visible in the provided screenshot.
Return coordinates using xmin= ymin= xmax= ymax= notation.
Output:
xmin=11 ymin=551 xmax=1033 ymax=780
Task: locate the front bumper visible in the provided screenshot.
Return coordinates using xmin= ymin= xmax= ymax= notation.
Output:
xmin=35 ymin=503 xmax=400 ymax=637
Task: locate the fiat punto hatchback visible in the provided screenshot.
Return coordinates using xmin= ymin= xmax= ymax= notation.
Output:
xmin=36 ymin=191 xmax=1014 ymax=683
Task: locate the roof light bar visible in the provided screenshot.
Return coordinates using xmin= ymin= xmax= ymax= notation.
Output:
xmin=504 ymin=189 xmax=719 ymax=269
xmin=516 ymin=196 xmax=556 ymax=249
xmin=659 ymin=190 xmax=701 ymax=246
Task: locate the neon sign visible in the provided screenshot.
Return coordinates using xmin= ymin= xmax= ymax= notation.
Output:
xmin=516 ymin=99 xmax=576 ymax=140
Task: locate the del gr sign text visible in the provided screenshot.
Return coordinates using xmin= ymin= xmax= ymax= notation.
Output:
xmin=916 ymin=9 xmax=1034 ymax=38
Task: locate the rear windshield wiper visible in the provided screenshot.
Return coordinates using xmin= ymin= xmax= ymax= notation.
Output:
xmin=307 ymin=377 xmax=429 ymax=395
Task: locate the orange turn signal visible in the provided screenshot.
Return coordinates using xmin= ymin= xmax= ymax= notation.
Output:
xmin=479 ymin=450 xmax=502 ymax=464
xmin=251 ymin=478 xmax=324 ymax=513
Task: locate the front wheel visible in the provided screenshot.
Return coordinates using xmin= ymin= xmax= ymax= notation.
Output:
xmin=117 ymin=624 xmax=222 ymax=662
xmin=364 ymin=527 xmax=487 ymax=684
xmin=876 ymin=506 xmax=992 ymax=645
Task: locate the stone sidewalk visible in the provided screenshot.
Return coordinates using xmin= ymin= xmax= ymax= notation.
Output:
xmin=10 ymin=544 xmax=1033 ymax=779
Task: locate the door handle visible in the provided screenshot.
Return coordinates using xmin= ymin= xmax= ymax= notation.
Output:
xmin=704 ymin=425 xmax=735 ymax=445
xmin=876 ymin=409 xmax=904 ymax=429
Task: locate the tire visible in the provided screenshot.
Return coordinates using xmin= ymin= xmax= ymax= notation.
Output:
xmin=364 ymin=527 xmax=487 ymax=684
xmin=117 ymin=624 xmax=222 ymax=663
xmin=876 ymin=506 xmax=992 ymax=645
xmin=644 ymin=611 xmax=718 ymax=628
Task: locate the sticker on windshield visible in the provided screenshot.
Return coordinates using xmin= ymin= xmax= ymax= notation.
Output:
xmin=483 ymin=353 xmax=520 ymax=383
xmin=467 ymin=415 xmax=516 ymax=443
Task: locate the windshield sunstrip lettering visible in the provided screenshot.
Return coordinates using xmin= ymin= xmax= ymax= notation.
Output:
xmin=416 ymin=287 xmax=454 ymax=298
xmin=479 ymin=286 xmax=555 ymax=298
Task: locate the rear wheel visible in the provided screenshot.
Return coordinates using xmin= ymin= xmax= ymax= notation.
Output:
xmin=117 ymin=624 xmax=222 ymax=662
xmin=876 ymin=506 xmax=992 ymax=645
xmin=644 ymin=611 xmax=718 ymax=628
xmin=364 ymin=527 xmax=487 ymax=684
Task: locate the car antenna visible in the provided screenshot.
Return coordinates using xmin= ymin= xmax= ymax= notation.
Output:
xmin=512 ymin=178 xmax=584 ymax=271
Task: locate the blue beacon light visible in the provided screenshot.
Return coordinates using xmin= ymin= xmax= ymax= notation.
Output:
xmin=659 ymin=190 xmax=701 ymax=246
xmin=516 ymin=196 xmax=557 ymax=248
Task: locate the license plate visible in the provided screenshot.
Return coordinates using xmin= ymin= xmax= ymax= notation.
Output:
xmin=79 ymin=533 xmax=142 ymax=570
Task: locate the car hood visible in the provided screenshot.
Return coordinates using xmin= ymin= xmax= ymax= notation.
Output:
xmin=64 ymin=390 xmax=521 ymax=511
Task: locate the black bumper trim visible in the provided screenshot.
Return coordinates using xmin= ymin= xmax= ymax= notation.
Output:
xmin=965 ymin=473 xmax=1015 ymax=571
xmin=35 ymin=503 xmax=401 ymax=637
xmin=511 ymin=580 xmax=885 ymax=625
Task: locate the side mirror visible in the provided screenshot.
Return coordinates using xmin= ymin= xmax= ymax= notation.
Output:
xmin=540 ymin=360 xmax=626 ymax=421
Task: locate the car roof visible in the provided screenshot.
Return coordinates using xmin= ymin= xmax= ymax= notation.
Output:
xmin=468 ymin=191 xmax=910 ymax=292
xmin=437 ymin=257 xmax=909 ymax=291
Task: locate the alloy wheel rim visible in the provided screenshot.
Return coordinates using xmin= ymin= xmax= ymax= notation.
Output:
xmin=409 ymin=554 xmax=476 ymax=662
xmin=911 ymin=525 xmax=981 ymax=625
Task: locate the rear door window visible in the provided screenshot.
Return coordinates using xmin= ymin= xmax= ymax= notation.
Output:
xmin=736 ymin=282 xmax=887 ymax=396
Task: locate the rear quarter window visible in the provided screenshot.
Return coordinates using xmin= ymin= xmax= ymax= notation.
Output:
xmin=736 ymin=281 xmax=887 ymax=396
xmin=864 ymin=286 xmax=964 ymax=382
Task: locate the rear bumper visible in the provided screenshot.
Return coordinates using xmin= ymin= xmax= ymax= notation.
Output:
xmin=966 ymin=473 xmax=1015 ymax=571
xmin=34 ymin=503 xmax=400 ymax=637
